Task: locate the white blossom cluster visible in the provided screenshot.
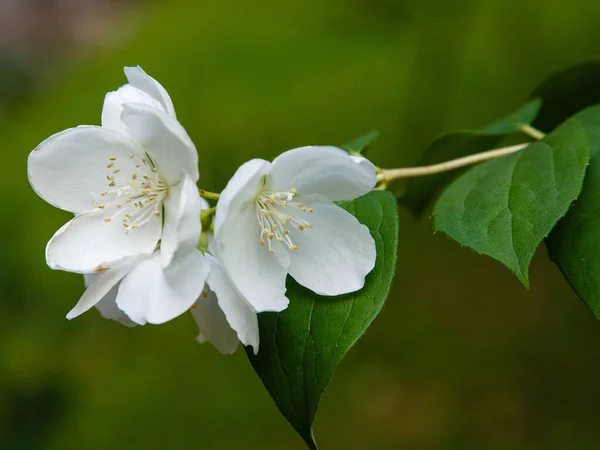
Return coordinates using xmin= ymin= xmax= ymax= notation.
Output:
xmin=27 ymin=67 xmax=377 ymax=354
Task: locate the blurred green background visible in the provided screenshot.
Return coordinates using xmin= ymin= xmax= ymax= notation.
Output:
xmin=2 ymin=0 xmax=600 ymax=448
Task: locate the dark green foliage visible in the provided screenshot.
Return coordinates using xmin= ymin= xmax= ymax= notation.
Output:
xmin=434 ymin=119 xmax=589 ymax=286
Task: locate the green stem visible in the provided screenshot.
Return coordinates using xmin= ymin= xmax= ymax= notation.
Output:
xmin=519 ymin=124 xmax=546 ymax=140
xmin=200 ymin=207 xmax=216 ymax=232
xmin=378 ymin=143 xmax=528 ymax=184
xmin=199 ymin=190 xmax=220 ymax=201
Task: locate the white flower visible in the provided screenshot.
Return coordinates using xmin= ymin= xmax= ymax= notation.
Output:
xmin=27 ymin=66 xmax=199 ymax=274
xmin=214 ymin=146 xmax=377 ymax=312
xmin=65 ymin=174 xmax=209 ymax=325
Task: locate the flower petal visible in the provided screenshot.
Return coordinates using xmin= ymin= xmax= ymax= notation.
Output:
xmin=267 ymin=146 xmax=377 ymax=201
xmin=102 ymin=85 xmax=164 ymax=135
xmin=28 ymin=126 xmax=146 ymax=214
xmin=67 ymin=263 xmax=133 ymax=319
xmin=46 ymin=207 xmax=160 ymax=274
xmin=124 ymin=66 xmax=177 ymax=118
xmin=205 ymin=255 xmax=259 ymax=353
xmin=191 ymin=290 xmax=240 ymax=355
xmin=96 ymin=291 xmax=138 ymax=327
xmin=120 ymin=103 xmax=198 ymax=184
xmin=161 ymin=172 xmax=202 ymax=267
xmin=83 ymin=274 xmax=137 ymax=327
xmin=216 ymin=202 xmax=289 ymax=313
xmin=116 ymin=249 xmax=209 ymax=325
xmin=286 ymin=194 xmax=376 ymax=295
xmin=213 ymin=158 xmax=269 ymax=233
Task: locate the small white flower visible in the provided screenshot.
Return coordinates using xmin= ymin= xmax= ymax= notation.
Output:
xmin=28 ymin=66 xmax=199 ymax=274
xmin=214 ymin=146 xmax=377 ymax=312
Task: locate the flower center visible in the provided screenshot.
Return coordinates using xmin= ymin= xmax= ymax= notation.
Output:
xmin=95 ymin=153 xmax=169 ymax=234
xmin=254 ymin=188 xmax=313 ymax=253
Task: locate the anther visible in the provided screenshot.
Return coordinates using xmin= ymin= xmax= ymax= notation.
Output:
xmin=289 ymin=245 xmax=299 ymax=252
xmin=129 ymin=153 xmax=134 ymax=158
xmin=132 ymin=174 xmax=138 ymax=180
xmin=113 ymin=168 xmax=120 ymax=174
xmin=106 ymin=175 xmax=114 ymax=181
xmin=98 ymin=204 xmax=105 ymax=209
xmin=104 ymin=217 xmax=111 ymax=222
xmin=109 ymin=156 xmax=116 ymax=161
xmin=201 ymin=290 xmax=208 ymax=298
xmin=117 ymin=203 xmax=122 ymax=208
xmin=107 ymin=163 xmax=114 ymax=168
xmin=108 ymin=181 xmax=116 ymax=187
xmin=101 ymin=191 xmax=108 ymax=196
xmin=297 ymin=202 xmax=303 ymax=208
xmin=259 ymin=239 xmax=265 ymax=245
xmin=298 ymin=225 xmax=304 ymax=231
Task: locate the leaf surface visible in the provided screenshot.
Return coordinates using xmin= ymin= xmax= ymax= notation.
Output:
xmin=341 ymin=129 xmax=380 ymax=156
xmin=547 ymin=105 xmax=600 ymax=317
xmin=433 ymin=118 xmax=589 ymax=286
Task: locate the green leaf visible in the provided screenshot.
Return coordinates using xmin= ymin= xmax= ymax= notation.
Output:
xmin=400 ymin=98 xmax=542 ymax=216
xmin=340 ymin=129 xmax=380 ymax=156
xmin=481 ymin=97 xmax=542 ymax=134
xmin=532 ymin=59 xmax=600 ymax=131
xmin=433 ymin=118 xmax=590 ymax=286
xmin=547 ymin=105 xmax=600 ymax=318
xmin=246 ymin=190 xmax=398 ymax=450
